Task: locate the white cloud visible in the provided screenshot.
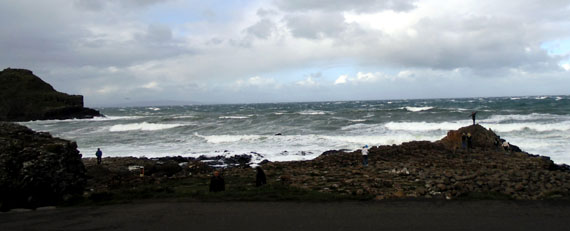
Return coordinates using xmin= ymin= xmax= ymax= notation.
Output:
xmin=296 ymin=76 xmax=319 ymax=87
xmin=334 ymin=75 xmax=348 ymax=85
xmin=236 ymin=76 xmax=280 ymax=88
xmin=334 ymin=72 xmax=394 ymax=85
xmin=141 ymin=81 xmax=160 ymax=89
xmin=561 ymin=63 xmax=570 ymax=71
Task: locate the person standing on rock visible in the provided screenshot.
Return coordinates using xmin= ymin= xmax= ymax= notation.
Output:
xmin=256 ymin=167 xmax=267 ymax=187
xmin=361 ymin=145 xmax=369 ymax=167
xmin=461 ymin=133 xmax=467 ymax=150
xmin=470 ymin=111 xmax=477 ymax=125
xmin=467 ymin=133 xmax=473 ymax=151
xmin=95 ymin=148 xmax=103 ymax=165
xmin=209 ymin=171 xmax=225 ymax=192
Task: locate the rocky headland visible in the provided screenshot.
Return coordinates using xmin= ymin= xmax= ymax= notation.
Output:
xmin=0 ymin=68 xmax=101 ymax=121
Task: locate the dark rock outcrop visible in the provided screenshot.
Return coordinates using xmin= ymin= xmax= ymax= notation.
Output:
xmin=0 ymin=68 xmax=101 ymax=121
xmin=0 ymin=122 xmax=87 ymax=210
xmin=438 ymin=124 xmax=500 ymax=151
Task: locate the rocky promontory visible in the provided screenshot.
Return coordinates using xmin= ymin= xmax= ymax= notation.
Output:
xmin=0 ymin=68 xmax=101 ymax=121
xmin=0 ymin=122 xmax=87 ymax=210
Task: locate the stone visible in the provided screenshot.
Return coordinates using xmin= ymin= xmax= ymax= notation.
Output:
xmin=0 ymin=122 xmax=86 ymax=210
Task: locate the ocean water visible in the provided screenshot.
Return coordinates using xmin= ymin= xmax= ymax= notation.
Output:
xmin=20 ymin=95 xmax=570 ymax=164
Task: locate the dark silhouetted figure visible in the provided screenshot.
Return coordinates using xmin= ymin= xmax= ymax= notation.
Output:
xmin=256 ymin=167 xmax=267 ymax=187
xmin=461 ymin=133 xmax=467 ymax=150
xmin=467 ymin=133 xmax=473 ymax=150
xmin=471 ymin=112 xmax=477 ymax=125
xmin=95 ymin=148 xmax=103 ymax=165
xmin=209 ymin=171 xmax=225 ymax=192
xmin=494 ymin=136 xmax=502 ymax=151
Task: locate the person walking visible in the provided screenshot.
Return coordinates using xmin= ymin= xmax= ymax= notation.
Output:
xmin=255 ymin=167 xmax=267 ymax=187
xmin=95 ymin=148 xmax=103 ymax=165
xmin=361 ymin=145 xmax=369 ymax=167
xmin=209 ymin=171 xmax=225 ymax=192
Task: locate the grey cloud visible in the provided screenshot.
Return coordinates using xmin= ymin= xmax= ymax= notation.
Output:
xmin=245 ymin=19 xmax=276 ymax=39
xmin=0 ymin=0 xmax=189 ymax=69
xmin=257 ymin=8 xmax=278 ymax=17
xmin=284 ymin=12 xmax=347 ymax=39
xmin=275 ymin=0 xmax=417 ymax=13
xmin=74 ymin=0 xmax=171 ymax=11
xmin=348 ymin=13 xmax=567 ymax=72
xmin=141 ymin=24 xmax=173 ymax=43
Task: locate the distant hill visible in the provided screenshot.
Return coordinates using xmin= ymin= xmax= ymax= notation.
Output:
xmin=0 ymin=68 xmax=101 ymax=121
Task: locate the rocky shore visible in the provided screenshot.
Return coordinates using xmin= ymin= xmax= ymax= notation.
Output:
xmin=2 ymin=122 xmax=570 ymax=211
xmin=81 ymin=124 xmax=570 ymax=204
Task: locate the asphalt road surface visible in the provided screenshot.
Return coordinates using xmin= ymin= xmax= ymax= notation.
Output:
xmin=1 ymin=200 xmax=570 ymax=231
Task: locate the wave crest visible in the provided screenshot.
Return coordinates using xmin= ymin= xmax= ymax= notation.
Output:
xmin=109 ymin=122 xmax=184 ymax=132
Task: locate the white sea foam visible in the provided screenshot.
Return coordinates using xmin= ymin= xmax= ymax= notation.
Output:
xmin=485 ymin=122 xmax=570 ymax=132
xmin=174 ymin=115 xmax=195 ymax=119
xmin=109 ymin=122 xmax=184 ymax=132
xmin=482 ymin=113 xmax=570 ymax=123
xmin=219 ymin=116 xmax=249 ymax=119
xmin=383 ymin=120 xmax=570 ymax=133
xmin=298 ymin=110 xmax=329 ymax=115
xmin=403 ymin=106 xmax=434 ymax=112
xmin=384 ymin=121 xmax=464 ymax=132
xmin=147 ymin=107 xmax=161 ymax=111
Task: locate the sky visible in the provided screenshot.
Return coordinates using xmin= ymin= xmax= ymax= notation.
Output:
xmin=1 ymin=0 xmax=569 ymax=106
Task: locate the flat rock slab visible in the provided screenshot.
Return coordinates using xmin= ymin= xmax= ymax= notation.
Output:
xmin=1 ymin=200 xmax=569 ymax=231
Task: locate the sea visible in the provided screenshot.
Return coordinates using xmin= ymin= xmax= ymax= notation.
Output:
xmin=20 ymin=95 xmax=570 ymax=165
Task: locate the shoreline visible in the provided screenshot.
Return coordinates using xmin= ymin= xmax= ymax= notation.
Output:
xmin=73 ymin=124 xmax=570 ymax=207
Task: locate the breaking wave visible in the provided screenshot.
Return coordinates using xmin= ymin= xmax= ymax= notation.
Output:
xmin=109 ymin=122 xmax=184 ymax=132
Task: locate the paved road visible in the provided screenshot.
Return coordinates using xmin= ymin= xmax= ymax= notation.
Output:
xmin=1 ymin=200 xmax=569 ymax=231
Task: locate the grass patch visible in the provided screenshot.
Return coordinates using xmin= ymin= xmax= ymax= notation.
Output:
xmin=66 ymin=174 xmax=369 ymax=207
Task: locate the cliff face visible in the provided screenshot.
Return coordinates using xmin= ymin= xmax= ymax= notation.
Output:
xmin=0 ymin=68 xmax=101 ymax=121
xmin=0 ymin=122 xmax=87 ymax=210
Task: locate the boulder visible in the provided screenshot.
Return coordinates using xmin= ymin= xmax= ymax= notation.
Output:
xmin=0 ymin=122 xmax=86 ymax=210
xmin=438 ymin=124 xmax=502 ymax=151
xmin=0 ymin=68 xmax=101 ymax=121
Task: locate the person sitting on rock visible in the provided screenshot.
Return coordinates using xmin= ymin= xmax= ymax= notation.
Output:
xmin=209 ymin=171 xmax=225 ymax=192
xmin=361 ymin=145 xmax=369 ymax=167
xmin=256 ymin=167 xmax=267 ymax=187
xmin=95 ymin=148 xmax=103 ymax=165
xmin=502 ymin=141 xmax=510 ymax=152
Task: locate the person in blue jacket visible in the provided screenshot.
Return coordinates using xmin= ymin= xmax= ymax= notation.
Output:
xmin=95 ymin=148 xmax=103 ymax=165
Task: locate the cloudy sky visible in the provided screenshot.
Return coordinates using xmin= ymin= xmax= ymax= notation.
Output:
xmin=1 ymin=0 xmax=569 ymax=106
